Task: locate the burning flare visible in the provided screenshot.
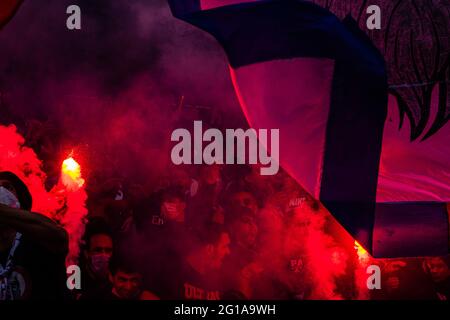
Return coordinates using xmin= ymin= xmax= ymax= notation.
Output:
xmin=61 ymin=156 xmax=85 ymax=191
xmin=59 ymin=155 xmax=88 ymax=265
xmin=354 ymin=240 xmax=372 ymax=299
xmin=354 ymin=240 xmax=370 ymax=264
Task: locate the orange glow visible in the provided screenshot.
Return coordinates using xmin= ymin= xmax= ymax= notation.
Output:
xmin=61 ymin=156 xmax=85 ymax=191
xmin=354 ymin=241 xmax=367 ymax=255
xmin=354 ymin=240 xmax=370 ymax=265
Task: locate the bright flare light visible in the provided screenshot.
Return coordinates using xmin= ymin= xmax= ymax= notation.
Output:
xmin=61 ymin=156 xmax=85 ymax=191
xmin=354 ymin=240 xmax=370 ymax=265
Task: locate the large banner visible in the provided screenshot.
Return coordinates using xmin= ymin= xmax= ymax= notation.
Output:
xmin=168 ymin=0 xmax=450 ymax=257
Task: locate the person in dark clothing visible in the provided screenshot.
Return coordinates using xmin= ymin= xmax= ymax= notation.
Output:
xmin=0 ymin=171 xmax=68 ymax=300
xmin=225 ymin=187 xmax=259 ymax=217
xmin=77 ymin=218 xmax=114 ymax=299
xmin=118 ymin=186 xmax=193 ymax=298
xmin=423 ymin=257 xmax=450 ymax=300
xmin=106 ymin=256 xmax=158 ymax=300
xmin=162 ymin=225 xmax=231 ymax=300
xmin=222 ymin=207 xmax=259 ymax=297
xmin=186 ymin=165 xmax=223 ymax=229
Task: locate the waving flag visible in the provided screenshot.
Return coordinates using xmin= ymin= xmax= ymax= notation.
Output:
xmin=168 ymin=0 xmax=449 ymax=257
xmin=0 ymin=0 xmax=23 ymax=30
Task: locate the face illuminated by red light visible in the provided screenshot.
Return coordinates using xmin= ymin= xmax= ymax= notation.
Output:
xmin=160 ymin=197 xmax=186 ymax=222
xmin=231 ymin=192 xmax=258 ymax=215
xmin=426 ymin=257 xmax=450 ymax=283
xmin=209 ymin=232 xmax=231 ymax=270
xmin=86 ymin=234 xmax=113 ymax=277
xmin=232 ymin=215 xmax=258 ymax=248
xmin=111 ymin=271 xmax=142 ymax=300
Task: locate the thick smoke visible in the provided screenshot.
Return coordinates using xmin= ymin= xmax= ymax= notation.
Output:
xmin=0 ymin=124 xmax=87 ymax=265
xmin=256 ymin=186 xmax=368 ymax=300
xmin=0 ymin=0 xmax=245 ymax=277
xmin=1 ymin=0 xmax=386 ymax=299
xmin=0 ymin=125 xmax=56 ymax=215
xmin=0 ymin=0 xmax=244 ymax=185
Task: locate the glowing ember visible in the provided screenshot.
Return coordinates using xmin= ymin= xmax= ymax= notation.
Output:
xmin=61 ymin=156 xmax=85 ymax=191
xmin=354 ymin=241 xmax=367 ymax=255
xmin=354 ymin=240 xmax=370 ymax=265
xmin=63 ymin=157 xmax=79 ymax=173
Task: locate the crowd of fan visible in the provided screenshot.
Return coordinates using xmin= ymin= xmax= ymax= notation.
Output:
xmin=1 ymin=117 xmax=449 ymax=300
xmin=74 ymin=164 xmax=450 ymax=300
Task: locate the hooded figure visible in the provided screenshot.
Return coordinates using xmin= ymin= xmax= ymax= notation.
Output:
xmin=0 ymin=171 xmax=32 ymax=210
xmin=0 ymin=171 xmax=68 ymax=300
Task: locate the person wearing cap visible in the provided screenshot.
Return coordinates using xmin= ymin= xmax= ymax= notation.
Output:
xmin=0 ymin=171 xmax=69 ymax=300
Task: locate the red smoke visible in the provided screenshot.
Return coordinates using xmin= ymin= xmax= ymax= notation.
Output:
xmin=253 ymin=175 xmax=370 ymax=300
xmin=0 ymin=124 xmax=87 ymax=265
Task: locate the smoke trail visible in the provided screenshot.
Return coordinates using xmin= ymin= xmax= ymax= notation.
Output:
xmin=0 ymin=124 xmax=57 ymax=216
xmin=241 ymin=174 xmax=361 ymax=300
xmin=283 ymin=202 xmax=346 ymax=299
xmin=0 ymin=124 xmax=88 ymax=265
